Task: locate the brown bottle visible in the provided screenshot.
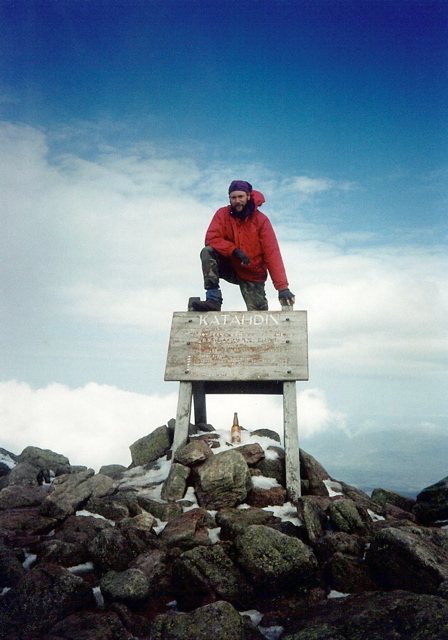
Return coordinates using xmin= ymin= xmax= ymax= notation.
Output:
xmin=231 ymin=412 xmax=241 ymax=444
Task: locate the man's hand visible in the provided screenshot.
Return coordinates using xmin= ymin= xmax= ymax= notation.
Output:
xmin=233 ymin=248 xmax=250 ymax=265
xmin=278 ymin=288 xmax=295 ymax=306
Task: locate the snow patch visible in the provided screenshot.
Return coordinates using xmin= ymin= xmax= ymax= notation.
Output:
xmin=263 ymin=502 xmax=303 ymax=526
xmin=0 ymin=452 xmax=16 ymax=469
xmin=67 ymin=562 xmax=94 ymax=574
xmin=252 ymin=475 xmax=280 ymax=490
xmin=323 ymin=478 xmax=343 ymax=496
xmin=328 ymin=590 xmax=350 ymax=598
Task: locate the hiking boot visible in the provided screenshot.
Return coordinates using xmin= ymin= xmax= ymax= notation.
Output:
xmin=190 ymin=298 xmax=222 ymax=312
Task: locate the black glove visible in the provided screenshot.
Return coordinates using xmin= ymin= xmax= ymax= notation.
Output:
xmin=233 ymin=248 xmax=250 ymax=265
xmin=278 ymin=288 xmax=295 ymax=305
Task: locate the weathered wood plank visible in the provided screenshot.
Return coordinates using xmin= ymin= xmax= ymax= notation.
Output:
xmin=283 ymin=380 xmax=301 ymax=500
xmin=172 ymin=381 xmax=193 ymax=453
xmin=165 ymin=310 xmax=308 ymax=382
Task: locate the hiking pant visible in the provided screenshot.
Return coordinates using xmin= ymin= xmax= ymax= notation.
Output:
xmin=200 ymin=246 xmax=268 ymax=311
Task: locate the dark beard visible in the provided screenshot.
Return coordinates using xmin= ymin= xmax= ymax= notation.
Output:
xmin=230 ymin=199 xmax=255 ymax=220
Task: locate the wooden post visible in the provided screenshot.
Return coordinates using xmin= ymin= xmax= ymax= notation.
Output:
xmin=283 ymin=380 xmax=301 ymax=500
xmin=193 ymin=381 xmax=207 ymax=424
xmin=172 ymin=381 xmax=192 ymax=453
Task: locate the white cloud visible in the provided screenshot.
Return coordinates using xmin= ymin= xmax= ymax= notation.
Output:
xmin=0 ymin=381 xmax=338 ymax=471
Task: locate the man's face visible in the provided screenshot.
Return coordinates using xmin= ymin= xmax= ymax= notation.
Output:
xmin=229 ymin=190 xmax=250 ymax=212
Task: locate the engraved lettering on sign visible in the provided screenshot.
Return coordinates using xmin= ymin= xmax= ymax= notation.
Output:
xmin=198 ymin=313 xmax=280 ymax=326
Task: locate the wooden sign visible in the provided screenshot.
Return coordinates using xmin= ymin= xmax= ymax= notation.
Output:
xmin=164 ymin=310 xmax=308 ymax=382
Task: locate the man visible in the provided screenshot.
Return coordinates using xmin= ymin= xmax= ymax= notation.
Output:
xmin=190 ymin=180 xmax=295 ymax=312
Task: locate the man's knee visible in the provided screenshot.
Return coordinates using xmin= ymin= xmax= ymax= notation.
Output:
xmin=200 ymin=246 xmax=218 ymax=260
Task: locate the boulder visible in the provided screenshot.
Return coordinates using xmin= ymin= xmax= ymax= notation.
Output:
xmin=136 ymin=494 xmax=183 ymax=521
xmin=413 ymin=476 xmax=448 ymax=523
xmin=98 ymin=464 xmax=128 ymax=479
xmin=161 ymin=462 xmax=190 ymax=501
xmin=130 ymin=549 xmax=173 ymax=597
xmin=0 ymin=461 xmax=43 ymax=488
xmin=255 ymin=446 xmax=285 ymax=486
xmin=129 ymin=426 xmax=172 ymax=466
xmin=150 ymin=600 xmax=264 ymax=640
xmin=173 ymin=439 xmax=214 ymax=466
xmin=54 ymin=513 xmax=113 ymax=547
xmin=193 ymin=449 xmax=253 ymax=509
xmin=172 ymin=544 xmax=256 ymax=610
xmin=282 ymin=590 xmax=448 ymax=640
xmin=328 ymin=551 xmax=376 ymax=593
xmin=246 ymin=485 xmax=287 ymax=507
xmin=235 ymin=524 xmax=320 ymax=596
xmin=295 ymin=496 xmax=330 ymax=544
xmin=48 ymin=610 xmax=135 ymax=640
xmin=158 ymin=507 xmax=214 ymax=550
xmin=88 ymin=526 xmax=150 ymax=571
xmin=40 ymin=470 xmax=116 ymax=520
xmin=35 ymin=538 xmax=89 ymax=567
xmin=215 ymin=506 xmax=281 ymax=540
xmin=0 ymin=563 xmax=95 ymax=638
xmin=18 ymin=445 xmax=71 ymax=479
xmin=299 ymin=449 xmax=331 ymax=496
xmin=0 ymin=539 xmax=26 ymax=587
xmin=371 ymin=487 xmax=416 ymax=513
xmin=367 ymin=525 xmax=448 ymax=593
xmin=234 ymin=442 xmax=265 ymax=465
xmin=327 ymin=498 xmax=374 ymax=536
xmin=0 ymin=484 xmax=49 ymax=509
xmin=100 ymin=568 xmax=150 ymax=604
xmin=250 ymin=428 xmax=281 ymax=443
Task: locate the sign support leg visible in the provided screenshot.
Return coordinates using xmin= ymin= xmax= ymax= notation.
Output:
xmin=172 ymin=381 xmax=193 ymax=453
xmin=193 ymin=381 xmax=207 ymax=425
xmin=283 ymin=380 xmax=301 ymax=500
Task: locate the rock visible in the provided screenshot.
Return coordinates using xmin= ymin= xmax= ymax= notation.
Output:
xmin=0 ymin=563 xmax=95 ymax=638
xmin=0 ymin=507 xmax=57 ymax=542
xmin=340 ymin=481 xmax=385 ymax=516
xmin=136 ymin=494 xmax=183 ymax=521
xmin=0 ymin=461 xmax=43 ymax=488
xmin=150 ymin=600 xmax=265 ymax=640
xmin=88 ymin=526 xmax=151 ymax=571
xmin=296 ymin=496 xmax=331 ymax=544
xmin=193 ymin=449 xmax=253 ymax=509
xmin=18 ymin=445 xmax=71 ymax=479
xmin=54 ymin=513 xmax=113 ymax=547
xmin=130 ymin=549 xmax=173 ymax=596
xmin=0 ymin=484 xmax=49 ymax=509
xmin=234 ymin=442 xmax=265 ymax=465
xmin=100 ymin=568 xmax=150 ymax=604
xmin=371 ymin=487 xmax=416 ymax=513
xmin=281 ymin=590 xmax=448 ymax=640
xmin=328 ymin=551 xmax=376 ymax=593
xmin=250 ymin=428 xmax=281 ymax=443
xmin=85 ymin=492 xmax=141 ymax=521
xmin=190 ymin=432 xmax=221 ymax=448
xmin=246 ymin=485 xmax=287 ymax=507
xmin=98 ymin=464 xmax=128 ymax=479
xmin=255 ymin=446 xmax=285 ymax=486
xmin=129 ymin=426 xmax=172 ymax=466
xmin=216 ymin=506 xmax=281 ymax=540
xmin=0 ymin=539 xmax=26 ymax=587
xmin=35 ymin=538 xmax=89 ymax=567
xmin=413 ymin=476 xmax=448 ymax=523
xmin=235 ymin=525 xmax=320 ymax=597
xmin=314 ymin=531 xmax=367 ymax=564
xmin=299 ymin=449 xmax=331 ymax=496
xmin=161 ymin=462 xmax=190 ymax=501
xmin=40 ymin=470 xmax=116 ymax=520
xmin=367 ymin=524 xmax=448 ymax=593
xmin=174 ymin=439 xmax=214 ymax=466
xmin=327 ymin=498 xmax=374 ymax=536
xmin=158 ymin=507 xmax=215 ymax=551
xmin=172 ymin=544 xmax=256 ymax=611
xmin=48 ymin=610 xmax=135 ymax=640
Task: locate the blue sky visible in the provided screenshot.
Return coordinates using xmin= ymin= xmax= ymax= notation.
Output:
xmin=1 ymin=0 xmax=447 ymax=493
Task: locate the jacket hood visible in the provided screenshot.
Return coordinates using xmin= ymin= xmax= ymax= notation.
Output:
xmin=251 ymin=190 xmax=265 ymax=208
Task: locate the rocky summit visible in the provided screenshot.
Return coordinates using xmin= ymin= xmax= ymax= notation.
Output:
xmin=0 ymin=421 xmax=447 ymax=640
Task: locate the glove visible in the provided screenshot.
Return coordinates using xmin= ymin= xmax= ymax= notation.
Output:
xmin=278 ymin=288 xmax=295 ymax=306
xmin=233 ymin=248 xmax=250 ymax=265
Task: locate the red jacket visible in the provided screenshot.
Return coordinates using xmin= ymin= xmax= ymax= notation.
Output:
xmin=205 ymin=190 xmax=289 ymax=291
